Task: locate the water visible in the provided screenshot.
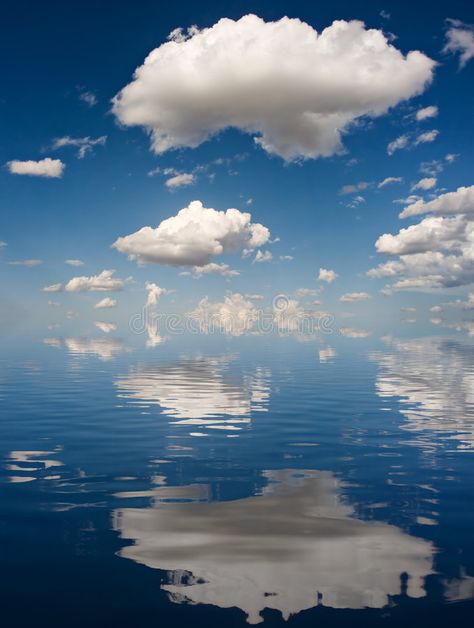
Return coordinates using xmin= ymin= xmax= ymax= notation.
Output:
xmin=1 ymin=331 xmax=474 ymax=626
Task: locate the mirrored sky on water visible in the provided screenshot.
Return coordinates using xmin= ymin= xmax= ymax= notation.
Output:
xmin=1 ymin=329 xmax=474 ymax=626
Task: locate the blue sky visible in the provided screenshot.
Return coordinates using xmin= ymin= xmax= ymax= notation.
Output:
xmin=1 ymin=0 xmax=474 ymax=339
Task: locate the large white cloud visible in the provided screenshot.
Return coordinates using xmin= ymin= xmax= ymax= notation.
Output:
xmin=368 ymin=185 xmax=474 ymax=289
xmin=7 ymin=158 xmax=64 ymax=178
xmin=400 ymin=185 xmax=474 ymax=219
xmin=112 ymin=200 xmax=270 ymax=266
xmin=112 ymin=15 xmax=434 ymax=161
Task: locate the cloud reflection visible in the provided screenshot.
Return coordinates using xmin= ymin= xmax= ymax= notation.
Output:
xmin=370 ymin=337 xmax=474 ymax=450
xmin=113 ymin=469 xmax=434 ymax=624
xmin=115 ymin=355 xmax=270 ymax=432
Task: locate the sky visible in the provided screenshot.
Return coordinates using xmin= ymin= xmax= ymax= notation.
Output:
xmin=1 ymin=0 xmax=474 ymax=341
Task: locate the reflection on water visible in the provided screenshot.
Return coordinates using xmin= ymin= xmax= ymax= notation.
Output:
xmin=44 ymin=336 xmax=126 ymax=360
xmin=2 ymin=332 xmax=474 ymax=625
xmin=5 ymin=448 xmax=64 ymax=483
xmin=114 ymin=469 xmax=434 ymax=624
xmin=115 ymin=355 xmax=270 ymax=433
xmin=370 ymin=337 xmax=474 ymax=450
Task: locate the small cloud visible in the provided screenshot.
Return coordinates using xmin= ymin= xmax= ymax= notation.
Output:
xmin=387 ymin=134 xmax=409 ymax=155
xmin=339 ymin=327 xmax=371 ymax=338
xmin=192 ymin=262 xmax=240 ymax=277
xmin=414 ymin=130 xmax=439 ymax=146
xmin=8 ymin=259 xmax=43 ymax=267
xmin=254 ymin=250 xmax=272 ymax=263
xmin=78 ymin=89 xmax=98 ymax=107
xmin=339 ymin=181 xmax=369 ymax=195
xmin=0 ymin=241 xmax=7 ymax=247
xmin=165 ymin=173 xmax=195 ymax=188
xmin=65 ymin=270 xmax=127 ymax=292
xmin=47 ymin=300 xmax=61 ymax=307
xmin=95 ymin=297 xmax=117 ymax=309
xmin=65 ymin=259 xmax=84 ymax=267
xmin=42 ymin=283 xmax=63 ymax=293
xmin=339 ymin=292 xmax=371 ymax=303
xmin=415 ymin=105 xmax=438 ymax=121
xmin=94 ymin=321 xmax=117 ymax=334
xmin=279 ymin=255 xmax=294 ymax=261
xmin=443 ymin=19 xmax=474 ymax=68
xmin=380 ymin=10 xmax=390 ymax=19
xmin=7 ymin=158 xmax=64 ymax=178
xmin=318 ymin=268 xmax=337 ymax=283
xmin=378 ymin=176 xmax=403 ymax=188
xmin=52 ymin=136 xmax=106 ymax=159
xmin=411 ymin=177 xmax=437 ymax=191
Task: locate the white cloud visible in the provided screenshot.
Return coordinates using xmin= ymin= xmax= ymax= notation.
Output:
xmin=65 ymin=259 xmax=84 ymax=267
xmin=443 ymin=19 xmax=474 ymax=68
xmin=430 ymin=305 xmax=442 ymax=313
xmin=95 ymin=297 xmax=117 ymax=309
xmin=339 ymin=327 xmax=371 ymax=338
xmin=192 ymin=263 xmax=240 ymax=277
xmin=378 ymin=176 xmax=403 ymax=188
xmin=8 ymin=259 xmax=43 ymax=267
xmin=165 ymin=172 xmax=195 ymax=188
xmin=187 ymin=293 xmax=258 ymax=336
xmin=51 ymin=136 xmax=106 ymax=159
xmin=411 ymin=177 xmax=437 ymax=191
xmin=112 ymin=200 xmax=270 ymax=266
xmin=387 ymin=135 xmax=409 ymax=155
xmin=94 ymin=321 xmax=117 ymax=333
xmin=78 ymin=90 xmax=97 ymax=107
xmin=339 ymin=292 xmax=371 ymax=303
xmin=254 ymin=250 xmax=272 ymax=263
xmin=42 ymin=283 xmax=63 ymax=293
xmin=7 ymin=158 xmax=64 ymax=178
xmin=339 ymin=181 xmax=369 ymax=195
xmin=280 ymin=255 xmax=294 ymax=261
xmin=415 ymin=105 xmax=438 ymax=121
xmin=400 ymin=185 xmax=474 ymax=218
xmin=443 ymin=293 xmax=474 ymax=310
xmin=145 ymin=282 xmax=166 ymax=306
xmin=294 ymin=288 xmax=319 ymax=298
xmin=414 ymin=129 xmax=439 ymax=145
xmin=112 ymin=15 xmax=434 ymax=161
xmin=387 ymin=129 xmax=438 ymax=155
xmin=318 ymin=268 xmax=338 ymax=283
xmin=65 ymin=269 xmax=126 ymax=292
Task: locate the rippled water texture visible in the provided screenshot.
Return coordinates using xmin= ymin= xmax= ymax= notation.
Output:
xmin=1 ymin=333 xmax=474 ymax=626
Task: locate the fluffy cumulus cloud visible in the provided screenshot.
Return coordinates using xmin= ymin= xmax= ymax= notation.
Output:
xmin=318 ymin=267 xmax=338 ymax=283
xmin=339 ymin=292 xmax=372 ymax=302
xmin=65 ymin=270 xmax=126 ymax=292
xmin=443 ymin=19 xmax=474 ymax=68
xmin=95 ymin=297 xmax=117 ymax=309
xmin=7 ymin=158 xmax=64 ymax=178
xmin=112 ymin=15 xmax=434 ymax=161
xmin=368 ymin=185 xmax=474 ymax=289
xmin=145 ymin=282 xmax=166 ymax=306
xmin=112 ymin=200 xmax=270 ymax=267
xmin=254 ymin=250 xmax=272 ymax=263
xmin=400 ymin=185 xmax=474 ymax=219
xmin=187 ymin=293 xmax=258 ymax=336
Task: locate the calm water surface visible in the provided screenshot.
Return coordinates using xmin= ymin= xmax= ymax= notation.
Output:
xmin=1 ymin=331 xmax=474 ymax=626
